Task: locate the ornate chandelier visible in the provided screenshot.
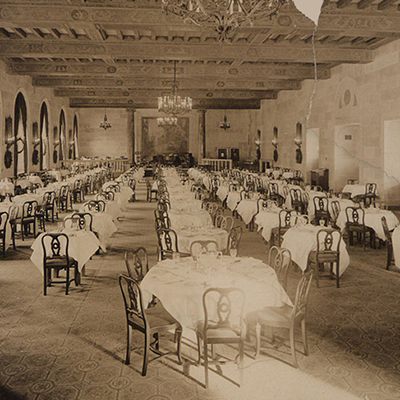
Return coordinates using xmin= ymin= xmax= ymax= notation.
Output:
xmin=161 ymin=0 xmax=288 ymax=42
xmin=157 ymin=116 xmax=178 ymax=127
xmin=99 ymin=109 xmax=112 ymax=130
xmin=158 ymin=61 xmax=192 ymax=115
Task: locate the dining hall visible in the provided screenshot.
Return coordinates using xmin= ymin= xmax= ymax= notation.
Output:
xmin=1 ymin=0 xmax=400 ymax=399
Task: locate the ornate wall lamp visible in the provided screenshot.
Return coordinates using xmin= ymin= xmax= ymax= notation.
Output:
xmin=295 ymin=122 xmax=303 ymax=164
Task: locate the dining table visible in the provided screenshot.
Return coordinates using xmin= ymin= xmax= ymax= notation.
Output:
xmin=65 ymin=211 xmax=117 ymax=252
xmin=30 ymin=229 xmax=100 ymax=273
xmin=336 ymin=206 xmax=399 ymax=240
xmin=391 ymin=226 xmax=400 ymax=268
xmin=176 ymin=226 xmax=229 ymax=254
xmin=169 ymin=209 xmax=212 ymax=230
xmin=341 ymin=184 xmax=370 ymax=199
xmin=140 ymin=255 xmax=292 ymax=336
xmin=236 ymin=197 xmax=259 ymax=225
xmin=254 ymin=207 xmax=281 ymax=242
xmin=226 ymin=191 xmax=242 ymax=211
xmin=0 ymin=181 xmax=14 ymax=196
xmin=281 ymin=224 xmax=350 ymax=276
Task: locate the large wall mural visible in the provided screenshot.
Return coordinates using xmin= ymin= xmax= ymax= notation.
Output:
xmin=141 ymin=117 xmax=189 ymax=161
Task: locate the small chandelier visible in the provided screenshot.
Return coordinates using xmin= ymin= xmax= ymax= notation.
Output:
xmin=158 ymin=61 xmax=192 ymax=115
xmin=157 ymin=116 xmax=178 ymax=127
xmin=100 ymin=109 xmax=112 ymax=130
xmin=162 ymin=0 xmax=288 ymax=42
xmin=220 ymin=110 xmax=230 ymax=130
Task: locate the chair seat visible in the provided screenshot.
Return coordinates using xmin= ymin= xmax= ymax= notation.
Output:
xmin=255 ymin=304 xmax=293 ymax=326
xmin=196 ymin=321 xmax=242 ymax=341
xmin=44 ymin=256 xmax=77 ymax=268
xmin=308 ymin=250 xmax=339 ymax=264
xmin=128 ymin=301 xmax=179 ymax=331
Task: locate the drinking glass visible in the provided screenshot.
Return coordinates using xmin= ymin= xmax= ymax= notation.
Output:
xmin=229 ymin=248 xmax=238 ymax=258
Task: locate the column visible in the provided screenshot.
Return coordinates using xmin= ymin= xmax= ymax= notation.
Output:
xmin=126 ymin=108 xmax=135 ymax=165
xmin=198 ymin=109 xmax=206 ymax=161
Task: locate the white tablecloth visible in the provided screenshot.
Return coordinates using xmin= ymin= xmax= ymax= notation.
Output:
xmin=176 ymin=226 xmax=229 ymax=254
xmin=341 ymin=184 xmax=372 ymax=198
xmin=281 ymin=225 xmax=350 ymax=276
xmin=0 ymin=181 xmax=14 ymax=196
xmin=336 ymin=207 xmax=399 ymax=240
xmin=392 ymin=226 xmax=400 ymax=268
xmin=169 ymin=210 xmax=212 ymax=230
xmin=307 ymin=197 xmax=354 ymax=220
xmin=140 ymin=256 xmax=292 ymax=334
xmin=255 ymin=209 xmax=281 ymax=242
xmin=31 ymin=230 xmax=100 ymax=273
xmin=226 ymin=191 xmax=242 ymax=211
xmin=236 ymin=198 xmax=259 ymax=225
xmin=217 ymin=184 xmax=229 ymax=202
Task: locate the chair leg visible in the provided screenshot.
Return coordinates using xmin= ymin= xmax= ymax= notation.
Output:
xmin=255 ymin=322 xmax=261 ymax=358
xmin=176 ymin=327 xmax=182 ymax=365
xmin=142 ymin=331 xmax=150 ymax=376
xmin=336 ymin=261 xmax=340 ymax=288
xmin=43 ymin=268 xmax=47 ymax=296
xmin=289 ymin=328 xmax=298 ymax=368
xmin=196 ymin=334 xmax=201 ymax=365
xmin=315 ymin=263 xmax=320 ymax=288
xmin=125 ymin=324 xmax=131 ymax=365
xmin=65 ymin=267 xmax=69 ymax=295
xmin=301 ymin=319 xmax=308 ymax=356
xmin=203 ymin=339 xmax=209 ymax=388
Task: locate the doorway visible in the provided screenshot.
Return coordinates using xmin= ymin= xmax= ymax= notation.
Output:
xmin=334 ymin=124 xmax=360 ymax=192
xmin=384 ymin=119 xmax=400 ymax=205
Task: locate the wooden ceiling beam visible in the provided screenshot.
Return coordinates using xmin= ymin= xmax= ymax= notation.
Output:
xmin=6 ymin=61 xmax=331 ymax=80
xmin=32 ymin=75 xmax=303 ymax=90
xmin=337 ymin=0 xmax=353 ymax=9
xmin=0 ymin=40 xmax=373 ymax=64
xmin=54 ymin=88 xmax=280 ymax=100
xmin=69 ymin=97 xmax=263 ymax=109
xmin=377 ymin=0 xmax=397 ymax=10
xmin=357 ymin=0 xmax=374 ymax=9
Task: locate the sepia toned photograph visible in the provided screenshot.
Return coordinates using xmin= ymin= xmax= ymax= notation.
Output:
xmin=0 ymin=0 xmax=400 ymax=399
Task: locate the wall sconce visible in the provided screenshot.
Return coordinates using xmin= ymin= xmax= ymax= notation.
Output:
xmin=271 ymin=138 xmax=278 ymax=148
xmin=53 ymin=140 xmax=60 ymax=149
xmin=294 ymin=137 xmax=302 ymax=148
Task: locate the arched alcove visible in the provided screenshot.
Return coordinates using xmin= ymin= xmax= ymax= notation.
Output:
xmin=13 ymin=92 xmax=28 ymax=176
xmin=39 ymin=102 xmax=49 ymax=170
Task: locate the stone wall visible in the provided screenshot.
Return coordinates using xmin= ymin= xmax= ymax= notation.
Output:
xmin=0 ymin=62 xmax=76 ymax=179
xmin=259 ymin=38 xmax=400 ymax=205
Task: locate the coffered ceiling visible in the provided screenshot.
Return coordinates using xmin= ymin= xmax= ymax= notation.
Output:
xmin=1 ymin=0 xmax=400 ymax=109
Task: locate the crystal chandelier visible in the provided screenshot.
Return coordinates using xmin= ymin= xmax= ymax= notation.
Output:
xmin=158 ymin=61 xmax=192 ymax=115
xmin=162 ymin=0 xmax=288 ymax=42
xmin=157 ymin=116 xmax=178 ymax=127
xmin=99 ymin=109 xmax=112 ymax=130
xmin=220 ymin=110 xmax=230 ymax=130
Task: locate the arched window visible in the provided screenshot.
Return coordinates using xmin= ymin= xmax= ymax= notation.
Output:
xmin=14 ymin=92 xmax=27 ymax=176
xmin=59 ymin=110 xmax=66 ymax=163
xmin=39 ymin=102 xmax=49 ymax=170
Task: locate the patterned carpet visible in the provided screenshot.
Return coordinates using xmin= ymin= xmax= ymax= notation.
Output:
xmin=0 ymin=183 xmax=400 ymax=400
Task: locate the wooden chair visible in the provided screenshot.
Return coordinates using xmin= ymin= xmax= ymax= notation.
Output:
xmin=146 ymin=180 xmax=158 ymax=202
xmin=21 ymin=200 xmax=38 ymax=240
xmin=196 ymin=287 xmax=245 ymax=388
xmin=129 ymin=178 xmax=136 ymax=202
xmin=0 ymin=212 xmax=9 ymax=256
xmin=154 ymin=209 xmax=170 ymax=231
xmin=156 ymin=228 xmax=180 ymax=260
xmin=71 ymin=212 xmax=94 ymax=232
xmin=381 ymin=216 xmax=395 ymax=270
xmin=272 ymin=209 xmax=298 ymax=247
xmin=83 ymin=200 xmax=106 ymax=213
xmin=190 ymin=240 xmax=218 ymax=257
xmin=220 ymin=216 xmax=234 ymax=232
xmin=307 ymin=228 xmax=342 ymax=288
xmin=7 ymin=205 xmax=18 ymax=251
xmin=268 ymin=246 xmax=292 ymax=291
xmin=124 ymin=247 xmax=149 ymax=281
xmin=313 ymin=196 xmax=330 ymax=226
xmin=41 ymin=233 xmax=79 ymax=295
xmin=72 ymin=179 xmax=84 ymax=203
xmin=58 ymin=184 xmax=71 ymax=212
xmin=345 ymin=206 xmax=375 ymax=251
xmin=330 ymin=200 xmax=341 ymax=229
xmin=290 ymin=188 xmax=305 ymax=214
xmin=362 ymin=183 xmax=377 ymax=208
xmin=118 ymin=274 xmax=182 ymax=376
xmin=42 ymin=191 xmax=57 ymax=222
xmin=268 ymin=183 xmax=284 ymax=207
xmin=248 ymin=271 xmax=314 ymax=366
xmin=225 ymin=226 xmax=243 ymax=256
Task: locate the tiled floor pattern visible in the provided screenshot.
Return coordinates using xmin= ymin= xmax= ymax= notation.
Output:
xmin=1 ymin=182 xmax=400 ymax=400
